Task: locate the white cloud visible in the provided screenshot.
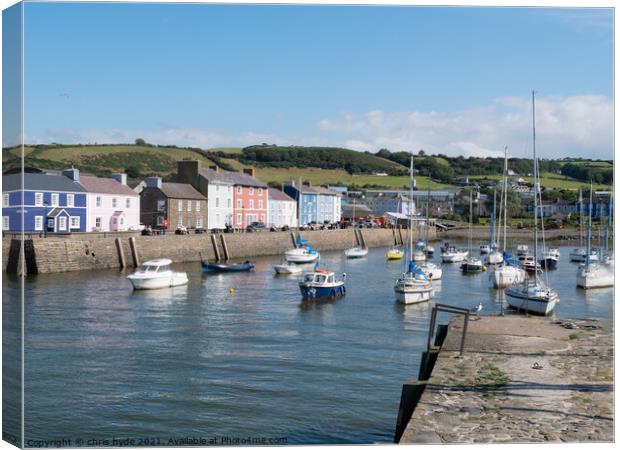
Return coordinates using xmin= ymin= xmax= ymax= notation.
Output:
xmin=316 ymin=94 xmax=613 ymax=159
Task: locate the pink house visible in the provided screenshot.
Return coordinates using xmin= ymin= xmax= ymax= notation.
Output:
xmin=79 ymin=172 xmax=141 ymax=231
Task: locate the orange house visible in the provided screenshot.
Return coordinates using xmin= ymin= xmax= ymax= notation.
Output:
xmin=232 ymin=168 xmax=269 ymax=228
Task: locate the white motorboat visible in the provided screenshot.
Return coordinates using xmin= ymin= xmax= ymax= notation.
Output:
xmin=505 ymin=91 xmax=558 ymax=316
xmin=127 ymin=258 xmax=188 ymax=290
xmin=344 ymin=246 xmax=368 ymax=258
xmin=520 ymin=255 xmax=541 ymax=273
xmin=441 ymin=247 xmax=468 ymax=263
xmin=418 ymin=261 xmax=442 ymax=281
xmin=285 ymin=247 xmax=319 ymax=263
xmin=274 ymin=261 xmax=303 ymax=275
xmin=461 ymin=257 xmax=485 ymax=273
xmin=540 ymin=249 xmax=559 ymax=270
xmin=394 ymin=155 xmax=434 ymax=306
xmin=493 ymin=264 xmax=527 ymax=289
xmin=505 ymin=280 xmax=559 ymax=315
xmin=424 ymin=245 xmax=435 ymax=257
xmin=569 ymin=248 xmax=599 ymax=263
xmin=516 ymin=245 xmax=529 ymax=257
xmin=479 ymin=244 xmax=491 ymax=254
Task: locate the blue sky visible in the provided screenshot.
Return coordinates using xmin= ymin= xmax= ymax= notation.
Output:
xmin=5 ymin=2 xmax=614 ymax=158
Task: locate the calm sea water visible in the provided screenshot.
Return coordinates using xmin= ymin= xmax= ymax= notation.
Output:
xmin=3 ymin=241 xmax=613 ymax=445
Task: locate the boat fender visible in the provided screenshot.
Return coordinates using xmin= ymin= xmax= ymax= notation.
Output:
xmin=342 ymin=273 xmax=347 ymax=281
xmin=229 ymin=288 xmax=235 ymax=295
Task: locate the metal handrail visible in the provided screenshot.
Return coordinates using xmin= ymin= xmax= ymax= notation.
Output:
xmin=427 ymin=303 xmax=471 ymax=356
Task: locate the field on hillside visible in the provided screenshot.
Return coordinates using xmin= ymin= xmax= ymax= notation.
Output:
xmin=469 ymin=172 xmax=609 ymax=190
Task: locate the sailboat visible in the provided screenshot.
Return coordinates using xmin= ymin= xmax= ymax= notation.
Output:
xmin=394 ymin=154 xmax=434 ymax=304
xmin=569 ymin=189 xmax=599 ymax=263
xmin=576 ymin=183 xmax=614 ymax=289
xmin=461 ymin=189 xmax=485 ymax=273
xmin=505 ymin=91 xmax=559 ymax=315
xmin=492 ymin=146 xmax=527 ymax=289
xmin=423 ymin=183 xmax=435 ymax=257
xmin=485 ymin=189 xmax=503 ymax=265
xmin=344 ymin=199 xmax=368 ymax=258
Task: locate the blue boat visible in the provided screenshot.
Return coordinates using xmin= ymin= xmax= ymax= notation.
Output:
xmin=298 ymin=268 xmax=346 ymax=301
xmin=201 ymin=260 xmax=255 ymax=273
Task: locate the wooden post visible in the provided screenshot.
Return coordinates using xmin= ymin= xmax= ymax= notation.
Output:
xmin=129 ymin=237 xmax=140 ymax=267
xmin=290 ymin=232 xmax=297 ymax=248
xmin=398 ymin=225 xmax=404 ymax=245
xmin=354 ymin=228 xmax=361 ymax=246
xmin=358 ymin=229 xmax=367 ymax=248
xmin=115 ymin=237 xmax=126 ymax=268
xmin=211 ymin=234 xmax=221 ymax=262
xmin=220 ymin=234 xmax=230 ymax=261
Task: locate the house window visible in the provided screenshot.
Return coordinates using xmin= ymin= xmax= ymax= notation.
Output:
xmin=120 ymin=217 xmax=124 ymax=225
xmin=258 ymin=188 xmax=263 ymax=196
xmin=178 ymin=200 xmax=183 ymax=212
xmin=196 ymin=217 xmax=203 ymax=229
xmin=237 ymin=186 xmax=242 ymax=194
xmin=66 ymin=194 xmax=74 ymax=207
xmin=249 ymin=199 xmax=254 ymax=209
xmin=157 ymin=200 xmax=165 ymax=212
xmin=249 ymin=187 xmax=254 ymax=195
xmin=96 ymin=196 xmax=102 ymax=207
xmin=188 ymin=200 xmax=192 ymax=212
xmin=95 ymin=217 xmax=102 ymax=229
xmin=237 ymin=213 xmax=242 ymax=225
xmin=260 ymin=214 xmax=265 ymax=222
xmin=186 ymin=217 xmax=192 ymax=228
xmin=258 ymin=200 xmax=263 ymax=209
xmin=157 ymin=216 xmax=163 ymax=226
xmin=196 ymin=201 xmax=201 ymax=212
xmin=112 ymin=197 xmax=117 ymax=208
xmin=215 ymin=198 xmax=220 ymax=208
xmin=51 ymin=193 xmax=59 ymax=207
xmin=58 ymin=216 xmax=67 ymax=231
xmin=3 ymin=194 xmax=8 ymax=207
xmin=70 ymin=216 xmax=80 ymax=229
xmin=126 ymin=198 xmax=131 ymax=208
xmin=178 ymin=215 xmax=183 ymax=227
xmin=34 ymin=216 xmax=43 ymax=231
xmin=237 ymin=199 xmax=242 ymax=209
xmin=35 ymin=192 xmax=43 ymax=206
xmin=2 ymin=216 xmax=8 ymax=230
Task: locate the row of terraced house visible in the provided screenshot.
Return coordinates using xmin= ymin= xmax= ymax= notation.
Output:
xmin=1 ymin=160 xmax=342 ymax=233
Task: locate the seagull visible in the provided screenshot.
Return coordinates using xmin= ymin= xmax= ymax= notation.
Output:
xmin=472 ymin=302 xmax=483 ymax=316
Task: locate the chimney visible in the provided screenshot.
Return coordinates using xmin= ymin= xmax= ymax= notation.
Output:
xmin=243 ymin=167 xmax=256 ymax=177
xmin=209 ymin=165 xmax=219 ymax=172
xmin=62 ymin=168 xmax=79 ymax=182
xmin=111 ymin=173 xmax=127 ymax=185
xmin=302 ymin=181 xmax=311 ymax=187
xmin=146 ymin=176 xmax=162 ymax=189
xmin=176 ymin=160 xmax=200 ymax=184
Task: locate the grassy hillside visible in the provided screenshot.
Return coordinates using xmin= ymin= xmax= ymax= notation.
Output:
xmin=3 ymin=144 xmax=214 ymax=179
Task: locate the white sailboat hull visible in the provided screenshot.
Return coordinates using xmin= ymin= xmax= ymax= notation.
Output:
xmin=128 ymin=272 xmax=189 ymax=290
xmin=274 ymin=264 xmax=303 ymax=274
xmin=505 ymin=284 xmax=558 ymax=315
xmin=576 ymin=265 xmax=614 ymax=289
xmin=492 ymin=265 xmax=527 ymax=289
xmin=420 ymin=263 xmax=442 ymax=280
xmin=485 ymin=251 xmax=504 ymax=265
xmin=441 ymin=251 xmax=468 ymax=263
xmin=569 ymin=249 xmax=599 ymax=263
xmin=285 ymin=248 xmax=320 ymax=263
xmin=394 ymin=282 xmax=434 ymax=304
xmin=344 ymin=246 xmax=368 ymax=258
xmin=413 ymin=251 xmax=426 ymax=262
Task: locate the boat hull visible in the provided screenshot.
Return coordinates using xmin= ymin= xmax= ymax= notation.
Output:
xmin=274 ymin=265 xmax=302 ymax=275
xmin=485 ymin=252 xmax=504 ymax=265
xmin=201 ymin=262 xmax=255 ymax=272
xmin=420 ymin=265 xmax=442 ymax=281
xmin=285 ymin=251 xmax=319 ymax=263
xmin=128 ymin=272 xmax=189 ymax=290
xmin=299 ymin=283 xmax=346 ymax=301
xmin=576 ymin=266 xmax=614 ymax=289
xmin=493 ymin=266 xmax=527 ymax=289
xmin=441 ymin=252 xmax=468 ymax=263
xmin=540 ymin=258 xmax=558 ymax=270
xmin=345 ymin=247 xmax=368 ymax=258
xmin=394 ymin=285 xmax=434 ymax=304
xmin=386 ymin=251 xmax=404 ymax=260
xmin=505 ymin=286 xmax=558 ymax=315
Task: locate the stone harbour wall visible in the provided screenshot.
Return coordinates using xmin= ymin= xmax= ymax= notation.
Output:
xmin=3 ymin=226 xmax=435 ymax=275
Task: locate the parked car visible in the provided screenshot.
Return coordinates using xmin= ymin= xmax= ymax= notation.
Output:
xmin=246 ymin=221 xmax=266 ymax=232
xmin=194 ymin=227 xmax=206 ymax=234
xmin=141 ymin=226 xmax=153 ymax=236
xmin=269 ymin=226 xmax=279 ymax=232
xmin=175 ymin=226 xmax=189 ymax=235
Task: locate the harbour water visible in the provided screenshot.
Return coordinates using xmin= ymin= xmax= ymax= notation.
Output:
xmin=3 ymin=242 xmax=613 ymax=445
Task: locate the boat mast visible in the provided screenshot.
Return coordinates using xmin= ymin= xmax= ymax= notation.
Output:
xmin=490 ymin=189 xmax=496 ymax=248
xmin=532 ymin=90 xmax=539 ymax=280
xmin=409 ymin=154 xmax=414 ymax=261
xmin=578 ymin=188 xmax=583 ymax=250
xmin=502 ymin=146 xmax=508 ymax=251
xmin=586 ymin=181 xmax=593 ymax=267
xmin=469 ymin=188 xmax=473 ymax=253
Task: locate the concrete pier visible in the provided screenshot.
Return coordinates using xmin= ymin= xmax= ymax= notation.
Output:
xmin=397 ymin=315 xmax=613 ymax=444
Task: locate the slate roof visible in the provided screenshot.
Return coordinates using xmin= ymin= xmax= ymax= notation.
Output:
xmin=310 ymin=186 xmax=340 ymax=196
xmin=79 ymin=175 xmax=139 ymax=196
xmin=2 ymin=173 xmax=87 ymax=193
xmin=158 ymin=182 xmax=206 ymax=200
xmin=199 ymin=168 xmax=267 ymax=188
xmin=268 ymin=188 xmax=295 ymax=202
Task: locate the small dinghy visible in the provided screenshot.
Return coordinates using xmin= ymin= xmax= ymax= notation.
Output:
xmin=201 ymin=260 xmax=255 ymax=273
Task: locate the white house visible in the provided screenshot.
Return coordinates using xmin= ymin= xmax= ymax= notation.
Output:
xmin=267 ymin=188 xmax=297 ymax=228
xmin=79 ymin=172 xmax=140 ymax=232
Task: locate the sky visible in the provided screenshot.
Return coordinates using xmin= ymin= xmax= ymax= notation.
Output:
xmin=3 ymin=2 xmax=614 ymax=159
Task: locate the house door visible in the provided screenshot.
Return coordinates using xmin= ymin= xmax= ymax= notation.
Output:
xmin=47 ymin=218 xmax=55 ymax=232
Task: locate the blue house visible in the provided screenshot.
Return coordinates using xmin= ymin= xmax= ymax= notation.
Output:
xmin=2 ymin=168 xmax=88 ymax=233
xmin=284 ymin=182 xmax=317 ymax=225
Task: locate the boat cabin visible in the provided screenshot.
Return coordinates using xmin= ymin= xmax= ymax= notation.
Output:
xmin=304 ymin=271 xmax=335 ymax=285
xmin=138 ymin=259 xmax=172 ymax=273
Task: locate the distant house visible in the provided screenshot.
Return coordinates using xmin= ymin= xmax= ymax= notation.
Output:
xmin=79 ymin=172 xmax=140 ymax=232
xmin=364 ymin=191 xmax=415 ymax=216
xmin=2 ymin=168 xmax=88 ymax=233
xmin=267 ymin=188 xmax=297 ymax=228
xmin=139 ymin=177 xmax=207 ymax=230
xmin=177 ymin=160 xmax=267 ymax=229
xmin=284 ymin=182 xmax=341 ymax=225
